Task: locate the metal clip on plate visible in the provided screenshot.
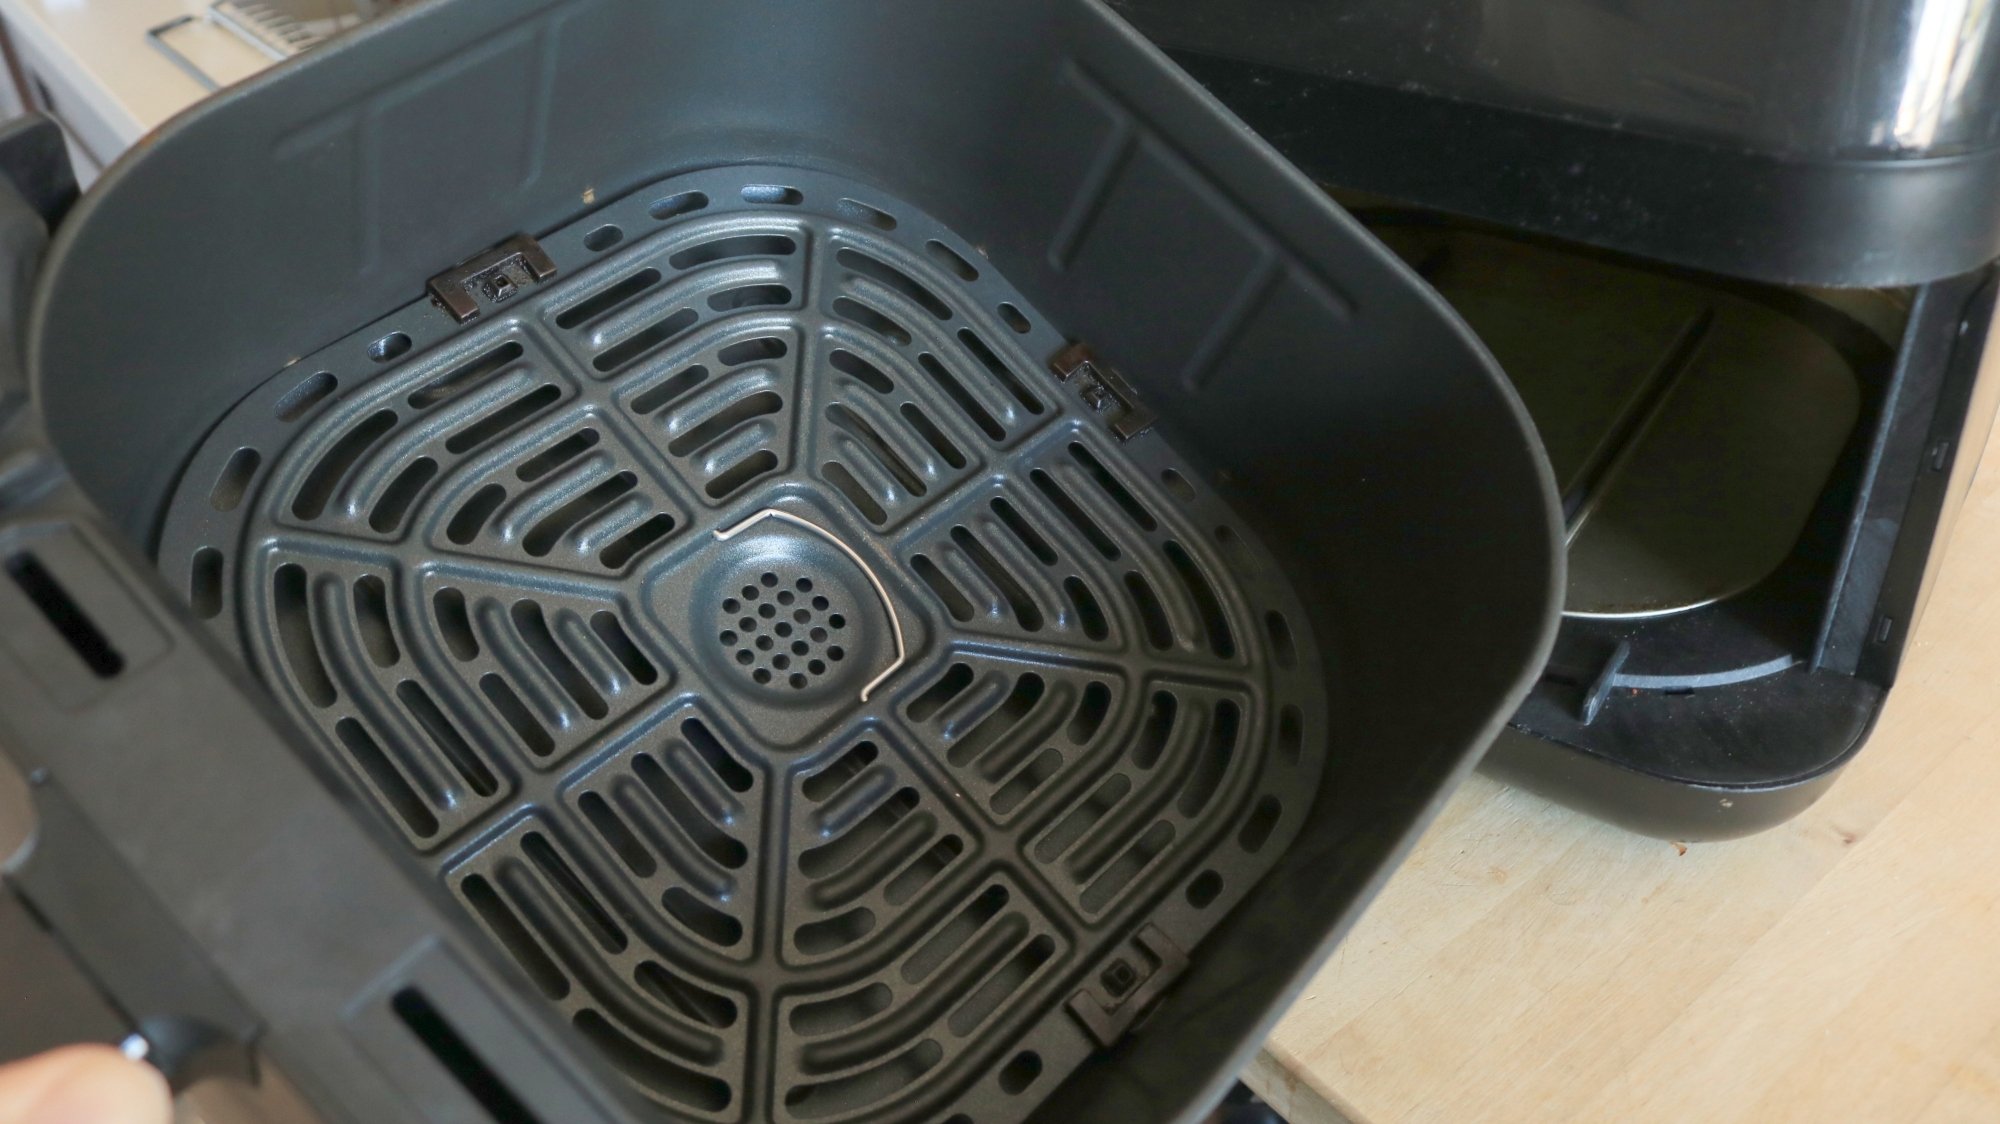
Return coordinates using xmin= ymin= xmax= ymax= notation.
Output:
xmin=427 ymin=234 xmax=558 ymax=323
xmin=1064 ymin=925 xmax=1189 ymax=1046
xmin=1051 ymin=342 xmax=1157 ymax=441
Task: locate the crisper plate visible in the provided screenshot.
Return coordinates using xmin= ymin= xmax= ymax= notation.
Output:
xmin=158 ymin=167 xmax=1326 ymax=1124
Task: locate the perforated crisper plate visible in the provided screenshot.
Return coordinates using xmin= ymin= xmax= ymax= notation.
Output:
xmin=159 ymin=167 xmax=1327 ymax=1124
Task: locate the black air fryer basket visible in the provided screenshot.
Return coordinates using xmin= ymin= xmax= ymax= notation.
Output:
xmin=0 ymin=2 xmax=1560 ymax=1122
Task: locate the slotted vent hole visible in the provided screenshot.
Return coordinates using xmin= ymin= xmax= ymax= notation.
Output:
xmin=1165 ymin=540 xmax=1235 ymax=659
xmin=839 ymin=249 xmax=950 ymax=320
xmin=516 ymin=429 xmax=600 ymax=482
xmin=1071 ymin=442 xmax=1155 ymax=529
xmin=1239 ymin=795 xmax=1283 ymax=853
xmin=631 ymin=365 xmax=708 ymax=414
xmin=446 ymin=485 xmax=507 ymax=546
xmin=992 ymin=497 xmax=1056 ymax=564
xmin=803 ymin=741 xmax=878 ymax=802
xmin=833 ymin=298 xmax=912 ymax=347
xmin=1070 ymin=681 xmax=1112 ymax=743
xmin=919 ymin=352 xmax=1005 ymax=441
xmin=273 ymin=564 xmax=335 ymax=706
xmin=784 ymin=1039 xmax=940 ymax=1117
xmin=600 ymin=514 xmax=675 ymax=569
xmin=523 ymin=472 xmax=637 ymax=556
xmin=445 ymin=385 xmax=561 ymax=455
xmin=273 ymin=371 xmax=336 ymax=421
xmin=825 ymin=462 xmax=888 ymax=525
xmin=189 ymin=547 xmax=224 ymax=619
xmin=1187 ymin=869 xmax=1223 ymax=908
xmin=951 ymin=526 xmax=1042 ymax=631
xmin=391 ymin=988 xmax=543 ymax=1123
xmin=1278 ymin=704 xmax=1304 ymax=763
xmin=594 ymin=307 xmax=698 ymax=372
xmin=635 ymin=962 xmax=739 ymax=1029
xmin=708 ymin=284 xmax=792 ymax=312
xmin=335 ymin=717 xmax=436 ymax=837
xmin=902 ymin=402 xmax=965 ymax=468
xmin=1033 ymin=469 xmax=1118 ymax=559
xmin=951 ymin=936 xmax=1055 ymax=1038
xmin=1063 ymin=576 xmax=1109 ymax=641
xmin=999 ymin=1051 xmax=1043 ymax=1095
xmin=369 ymin=332 xmax=412 ymax=363
xmin=462 ymin=875 xmax=569 ymax=1002
xmin=353 ymin=575 xmax=400 ymax=667
xmin=556 ymin=270 xmax=661 ymax=329
xmin=667 ymin=392 xmax=782 ymax=457
xmin=835 ymin=197 xmax=897 ymax=229
xmin=5 ymin=552 xmax=122 ymax=679
xmin=796 ymin=908 xmax=875 ymax=955
xmin=741 ymin=183 xmax=803 ymax=205
xmin=1266 ymin=610 xmax=1298 ymax=669
xmin=434 ymin=588 xmax=478 ymax=660
xmin=292 ymin=410 xmax=396 ymax=521
xmin=572 ymin=1008 xmax=731 ymax=1111
xmin=909 ymin=662 xmax=974 ymax=722
xmin=369 ymin=457 xmax=438 ymax=534
xmin=830 ymin=348 xmax=895 ymax=394
xmin=959 ymin=329 xmax=1042 ymax=415
xmin=925 ymin=239 xmax=980 ymax=281
xmin=664 ymin=886 xmax=744 ymax=947
xmin=592 ymin=612 xmax=658 ymax=684
xmin=790 ymin=984 xmax=892 ymax=1037
xmin=828 ymin=403 xmax=925 ymax=496
xmin=399 ymin=680 xmax=495 ymax=797
xmin=708 ymin=451 xmax=779 ymax=499
xmin=481 ymin=673 xmax=553 ymax=756
xmin=683 ymin=718 xmax=754 ymax=793
xmin=716 ymin=336 xmax=788 ymax=367
xmin=408 ymin=341 xmax=524 ymax=409
xmin=1125 ymin=571 xmax=1174 ymax=650
xmin=209 ymin=447 xmax=260 ymax=512
xmin=648 ymin=190 xmax=707 ymax=219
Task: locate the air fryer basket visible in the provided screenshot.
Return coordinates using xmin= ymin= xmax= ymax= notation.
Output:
xmin=0 ymin=2 xmax=1561 ymax=1123
xmin=157 ymin=164 xmax=1337 ymax=1124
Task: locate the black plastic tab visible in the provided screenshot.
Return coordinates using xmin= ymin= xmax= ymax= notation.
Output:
xmin=1066 ymin=925 xmax=1189 ymax=1047
xmin=1051 ymin=342 xmax=1157 ymax=441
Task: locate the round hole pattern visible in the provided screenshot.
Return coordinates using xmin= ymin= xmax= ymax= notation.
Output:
xmin=721 ymin=571 xmax=848 ymax=690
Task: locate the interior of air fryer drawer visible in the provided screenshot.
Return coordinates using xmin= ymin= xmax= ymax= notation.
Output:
xmin=154 ymin=166 xmax=1329 ymax=1124
xmin=1356 ymin=206 xmax=1907 ymax=689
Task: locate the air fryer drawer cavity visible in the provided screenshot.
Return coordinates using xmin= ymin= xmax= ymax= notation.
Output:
xmin=158 ymin=166 xmax=1327 ymax=1124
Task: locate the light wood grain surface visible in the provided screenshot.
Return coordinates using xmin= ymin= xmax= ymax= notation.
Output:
xmin=1252 ymin=419 xmax=2000 ymax=1123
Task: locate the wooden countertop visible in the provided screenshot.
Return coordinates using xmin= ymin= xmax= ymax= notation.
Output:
xmin=1252 ymin=441 xmax=2000 ymax=1122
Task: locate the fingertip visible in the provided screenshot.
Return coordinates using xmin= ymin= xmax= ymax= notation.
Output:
xmin=2 ymin=1043 xmax=172 ymax=1124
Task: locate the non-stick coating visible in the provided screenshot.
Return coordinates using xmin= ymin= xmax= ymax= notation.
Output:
xmin=26 ymin=2 xmax=1562 ymax=1121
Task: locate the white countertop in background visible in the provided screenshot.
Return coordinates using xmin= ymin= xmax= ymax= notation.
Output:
xmin=0 ymin=0 xmax=262 ymax=177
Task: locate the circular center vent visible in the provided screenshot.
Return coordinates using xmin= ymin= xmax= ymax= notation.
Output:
xmin=719 ymin=572 xmax=848 ymax=691
xmin=158 ymin=166 xmax=1327 ymax=1124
